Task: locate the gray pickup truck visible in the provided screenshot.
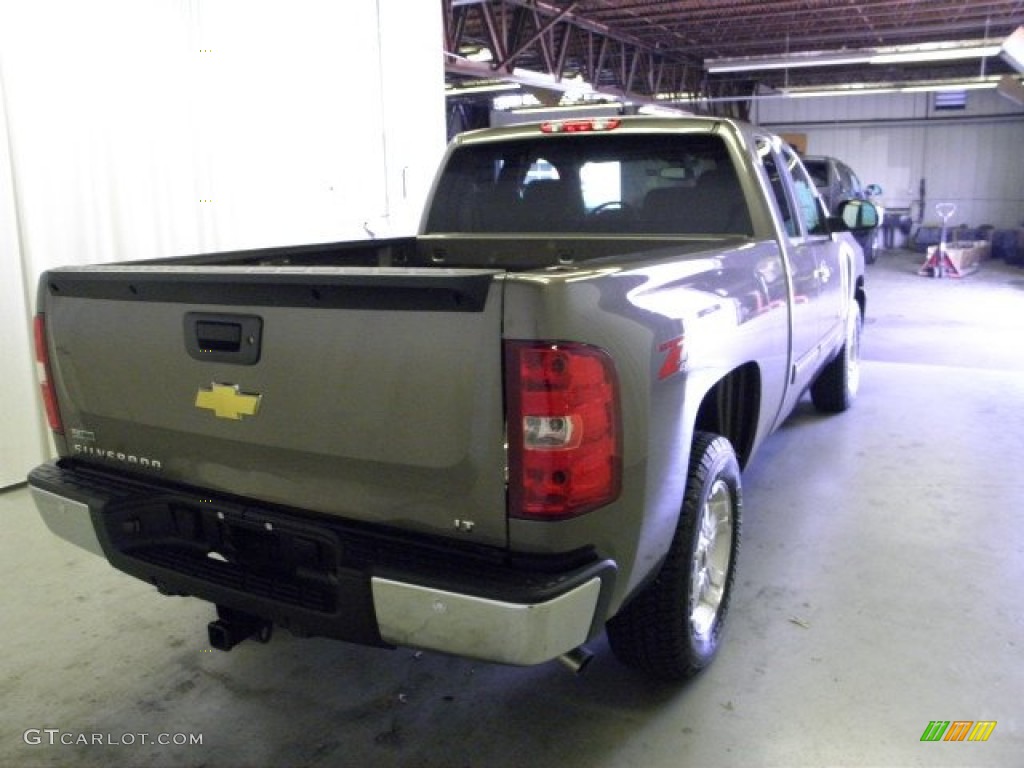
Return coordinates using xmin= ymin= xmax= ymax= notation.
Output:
xmin=29 ymin=116 xmax=877 ymax=681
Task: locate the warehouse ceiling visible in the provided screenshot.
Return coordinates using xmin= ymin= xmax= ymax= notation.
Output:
xmin=443 ymin=0 xmax=1024 ymax=117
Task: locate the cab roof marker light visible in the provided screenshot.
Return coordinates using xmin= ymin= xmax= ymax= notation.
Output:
xmin=540 ymin=118 xmax=622 ymax=134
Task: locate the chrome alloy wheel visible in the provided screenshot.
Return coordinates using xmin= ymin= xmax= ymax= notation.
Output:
xmin=689 ymin=478 xmax=735 ymax=639
xmin=606 ymin=431 xmax=742 ymax=679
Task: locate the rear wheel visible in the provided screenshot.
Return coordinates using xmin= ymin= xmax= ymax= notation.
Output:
xmin=607 ymin=432 xmax=741 ymax=680
xmin=810 ymin=301 xmax=862 ymax=413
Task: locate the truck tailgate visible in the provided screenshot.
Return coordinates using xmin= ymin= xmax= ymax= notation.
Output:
xmin=41 ymin=266 xmax=509 ymax=547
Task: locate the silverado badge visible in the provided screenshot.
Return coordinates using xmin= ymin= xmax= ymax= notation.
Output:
xmin=195 ymin=383 xmax=262 ymax=421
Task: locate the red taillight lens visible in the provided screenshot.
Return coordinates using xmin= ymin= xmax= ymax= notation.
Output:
xmin=33 ymin=315 xmax=63 ymax=434
xmin=505 ymin=341 xmax=621 ymax=519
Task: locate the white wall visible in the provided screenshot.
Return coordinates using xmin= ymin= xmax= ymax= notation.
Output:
xmin=0 ymin=81 xmax=49 ymax=488
xmin=0 ymin=0 xmax=446 ymax=488
xmin=755 ymin=90 xmax=1024 ymax=229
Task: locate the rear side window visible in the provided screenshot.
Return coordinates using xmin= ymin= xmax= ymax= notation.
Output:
xmin=424 ymin=133 xmax=753 ymax=236
xmin=803 ymin=159 xmax=829 ymax=189
xmin=757 ymin=140 xmax=827 ymax=238
xmin=787 ymin=149 xmax=827 ymax=235
xmin=837 ymin=162 xmax=864 ymax=197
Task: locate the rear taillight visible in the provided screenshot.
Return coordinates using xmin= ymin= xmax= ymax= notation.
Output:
xmin=505 ymin=341 xmax=621 ymax=519
xmin=33 ymin=315 xmax=63 ymax=434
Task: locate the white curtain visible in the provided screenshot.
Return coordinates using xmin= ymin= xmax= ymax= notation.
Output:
xmin=0 ymin=0 xmax=446 ymax=488
xmin=0 ymin=71 xmax=49 ymax=488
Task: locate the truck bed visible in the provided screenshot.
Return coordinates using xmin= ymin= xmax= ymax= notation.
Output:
xmin=134 ymin=233 xmax=746 ymax=271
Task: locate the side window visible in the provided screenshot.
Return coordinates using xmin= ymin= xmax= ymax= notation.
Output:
xmin=756 ymin=138 xmax=798 ymax=238
xmin=840 ymin=163 xmax=863 ymax=197
xmin=804 ymin=160 xmax=828 ymax=189
xmin=785 ymin=146 xmax=826 ymax=236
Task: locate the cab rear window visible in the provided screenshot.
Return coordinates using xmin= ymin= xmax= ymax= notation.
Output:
xmin=425 ymin=133 xmax=753 ymax=237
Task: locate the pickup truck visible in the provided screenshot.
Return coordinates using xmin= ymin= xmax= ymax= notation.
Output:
xmin=29 ymin=116 xmax=878 ymax=681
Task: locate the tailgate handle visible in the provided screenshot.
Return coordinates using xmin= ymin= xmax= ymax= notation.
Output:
xmin=185 ymin=313 xmax=262 ymax=365
xmin=197 ymin=321 xmax=242 ymax=352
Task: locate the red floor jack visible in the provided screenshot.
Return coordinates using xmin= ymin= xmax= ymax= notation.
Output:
xmin=918 ymin=203 xmax=961 ymax=278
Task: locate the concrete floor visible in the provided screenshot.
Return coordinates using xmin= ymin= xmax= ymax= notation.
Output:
xmin=2 ymin=249 xmax=1023 ymax=768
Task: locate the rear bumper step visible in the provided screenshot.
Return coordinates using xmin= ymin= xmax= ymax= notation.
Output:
xmin=29 ymin=460 xmax=615 ymax=666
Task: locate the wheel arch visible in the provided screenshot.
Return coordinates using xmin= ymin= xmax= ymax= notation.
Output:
xmin=855 ymin=273 xmax=867 ymax=321
xmin=693 ymin=362 xmax=761 ymax=470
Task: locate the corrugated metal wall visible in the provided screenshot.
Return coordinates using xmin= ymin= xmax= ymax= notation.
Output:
xmin=756 ymin=91 xmax=1024 ymax=230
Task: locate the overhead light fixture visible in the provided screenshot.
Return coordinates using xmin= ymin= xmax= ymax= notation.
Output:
xmin=706 ymin=39 xmax=1002 ymax=74
xmin=869 ymin=42 xmax=1000 ymax=65
xmin=899 ymin=78 xmax=1001 ymax=93
xmin=1002 ymin=26 xmax=1024 ymax=72
xmin=707 ymin=52 xmax=862 ymax=73
xmin=706 ymin=52 xmax=868 ymax=73
xmin=781 ymin=76 xmax=1001 ymax=99
xmin=784 ymin=86 xmax=900 ymax=99
xmin=445 ymin=81 xmax=521 ymax=96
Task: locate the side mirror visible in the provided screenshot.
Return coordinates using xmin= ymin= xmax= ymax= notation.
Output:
xmin=831 ymin=199 xmax=880 ymax=232
xmin=865 ymin=183 xmax=883 ymax=197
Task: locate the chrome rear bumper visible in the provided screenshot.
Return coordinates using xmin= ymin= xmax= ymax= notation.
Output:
xmin=372 ymin=576 xmax=602 ymax=666
xmin=31 ymin=486 xmax=104 ymax=557
xmin=29 ymin=461 xmax=613 ymax=667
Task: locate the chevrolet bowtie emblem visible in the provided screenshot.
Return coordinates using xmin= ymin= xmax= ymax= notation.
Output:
xmin=195 ymin=383 xmax=262 ymax=420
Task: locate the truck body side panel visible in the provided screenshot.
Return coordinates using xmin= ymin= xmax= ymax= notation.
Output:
xmin=502 ymin=238 xmax=790 ymax=607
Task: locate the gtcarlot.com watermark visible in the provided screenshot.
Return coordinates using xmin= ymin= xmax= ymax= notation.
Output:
xmin=24 ymin=729 xmax=203 ymax=747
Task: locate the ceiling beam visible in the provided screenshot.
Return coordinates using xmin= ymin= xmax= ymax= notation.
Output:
xmin=443 ymin=0 xmax=700 ymax=102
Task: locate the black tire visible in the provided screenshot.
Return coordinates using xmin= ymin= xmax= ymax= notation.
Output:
xmin=606 ymin=432 xmax=742 ymax=681
xmin=810 ymin=301 xmax=862 ymax=413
